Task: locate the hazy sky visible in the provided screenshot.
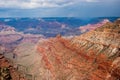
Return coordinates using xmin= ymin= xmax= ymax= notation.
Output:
xmin=0 ymin=0 xmax=120 ymax=17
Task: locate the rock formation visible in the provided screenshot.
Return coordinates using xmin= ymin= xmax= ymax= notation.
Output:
xmin=36 ymin=19 xmax=120 ymax=80
xmin=0 ymin=54 xmax=27 ymax=80
xmin=0 ymin=24 xmax=16 ymax=32
xmin=0 ymin=26 xmax=44 ymax=54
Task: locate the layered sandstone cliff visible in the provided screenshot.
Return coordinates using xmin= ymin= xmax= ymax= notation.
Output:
xmin=72 ymin=21 xmax=120 ymax=58
xmin=36 ymin=19 xmax=120 ymax=80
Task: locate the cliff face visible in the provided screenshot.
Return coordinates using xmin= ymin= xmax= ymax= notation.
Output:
xmin=72 ymin=19 xmax=120 ymax=58
xmin=36 ymin=19 xmax=120 ymax=80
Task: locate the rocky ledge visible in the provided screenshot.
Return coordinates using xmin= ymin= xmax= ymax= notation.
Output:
xmin=0 ymin=54 xmax=27 ymax=80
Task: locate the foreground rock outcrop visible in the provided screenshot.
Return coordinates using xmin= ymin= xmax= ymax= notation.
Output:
xmin=0 ymin=54 xmax=27 ymax=80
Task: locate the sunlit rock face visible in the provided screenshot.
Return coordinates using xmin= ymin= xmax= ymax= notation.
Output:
xmin=36 ymin=19 xmax=120 ymax=80
xmin=14 ymin=42 xmax=43 ymax=80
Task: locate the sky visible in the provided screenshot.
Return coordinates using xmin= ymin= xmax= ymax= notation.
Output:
xmin=0 ymin=0 xmax=120 ymax=17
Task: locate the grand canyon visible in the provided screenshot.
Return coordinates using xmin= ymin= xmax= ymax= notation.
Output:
xmin=0 ymin=17 xmax=120 ymax=80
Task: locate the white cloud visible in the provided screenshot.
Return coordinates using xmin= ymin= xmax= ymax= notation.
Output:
xmin=86 ymin=0 xmax=99 ymax=2
xmin=0 ymin=0 xmax=100 ymax=9
xmin=0 ymin=0 xmax=76 ymax=9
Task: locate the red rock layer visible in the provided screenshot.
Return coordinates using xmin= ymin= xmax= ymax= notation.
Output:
xmin=37 ymin=37 xmax=112 ymax=80
xmin=37 ymin=19 xmax=120 ymax=80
